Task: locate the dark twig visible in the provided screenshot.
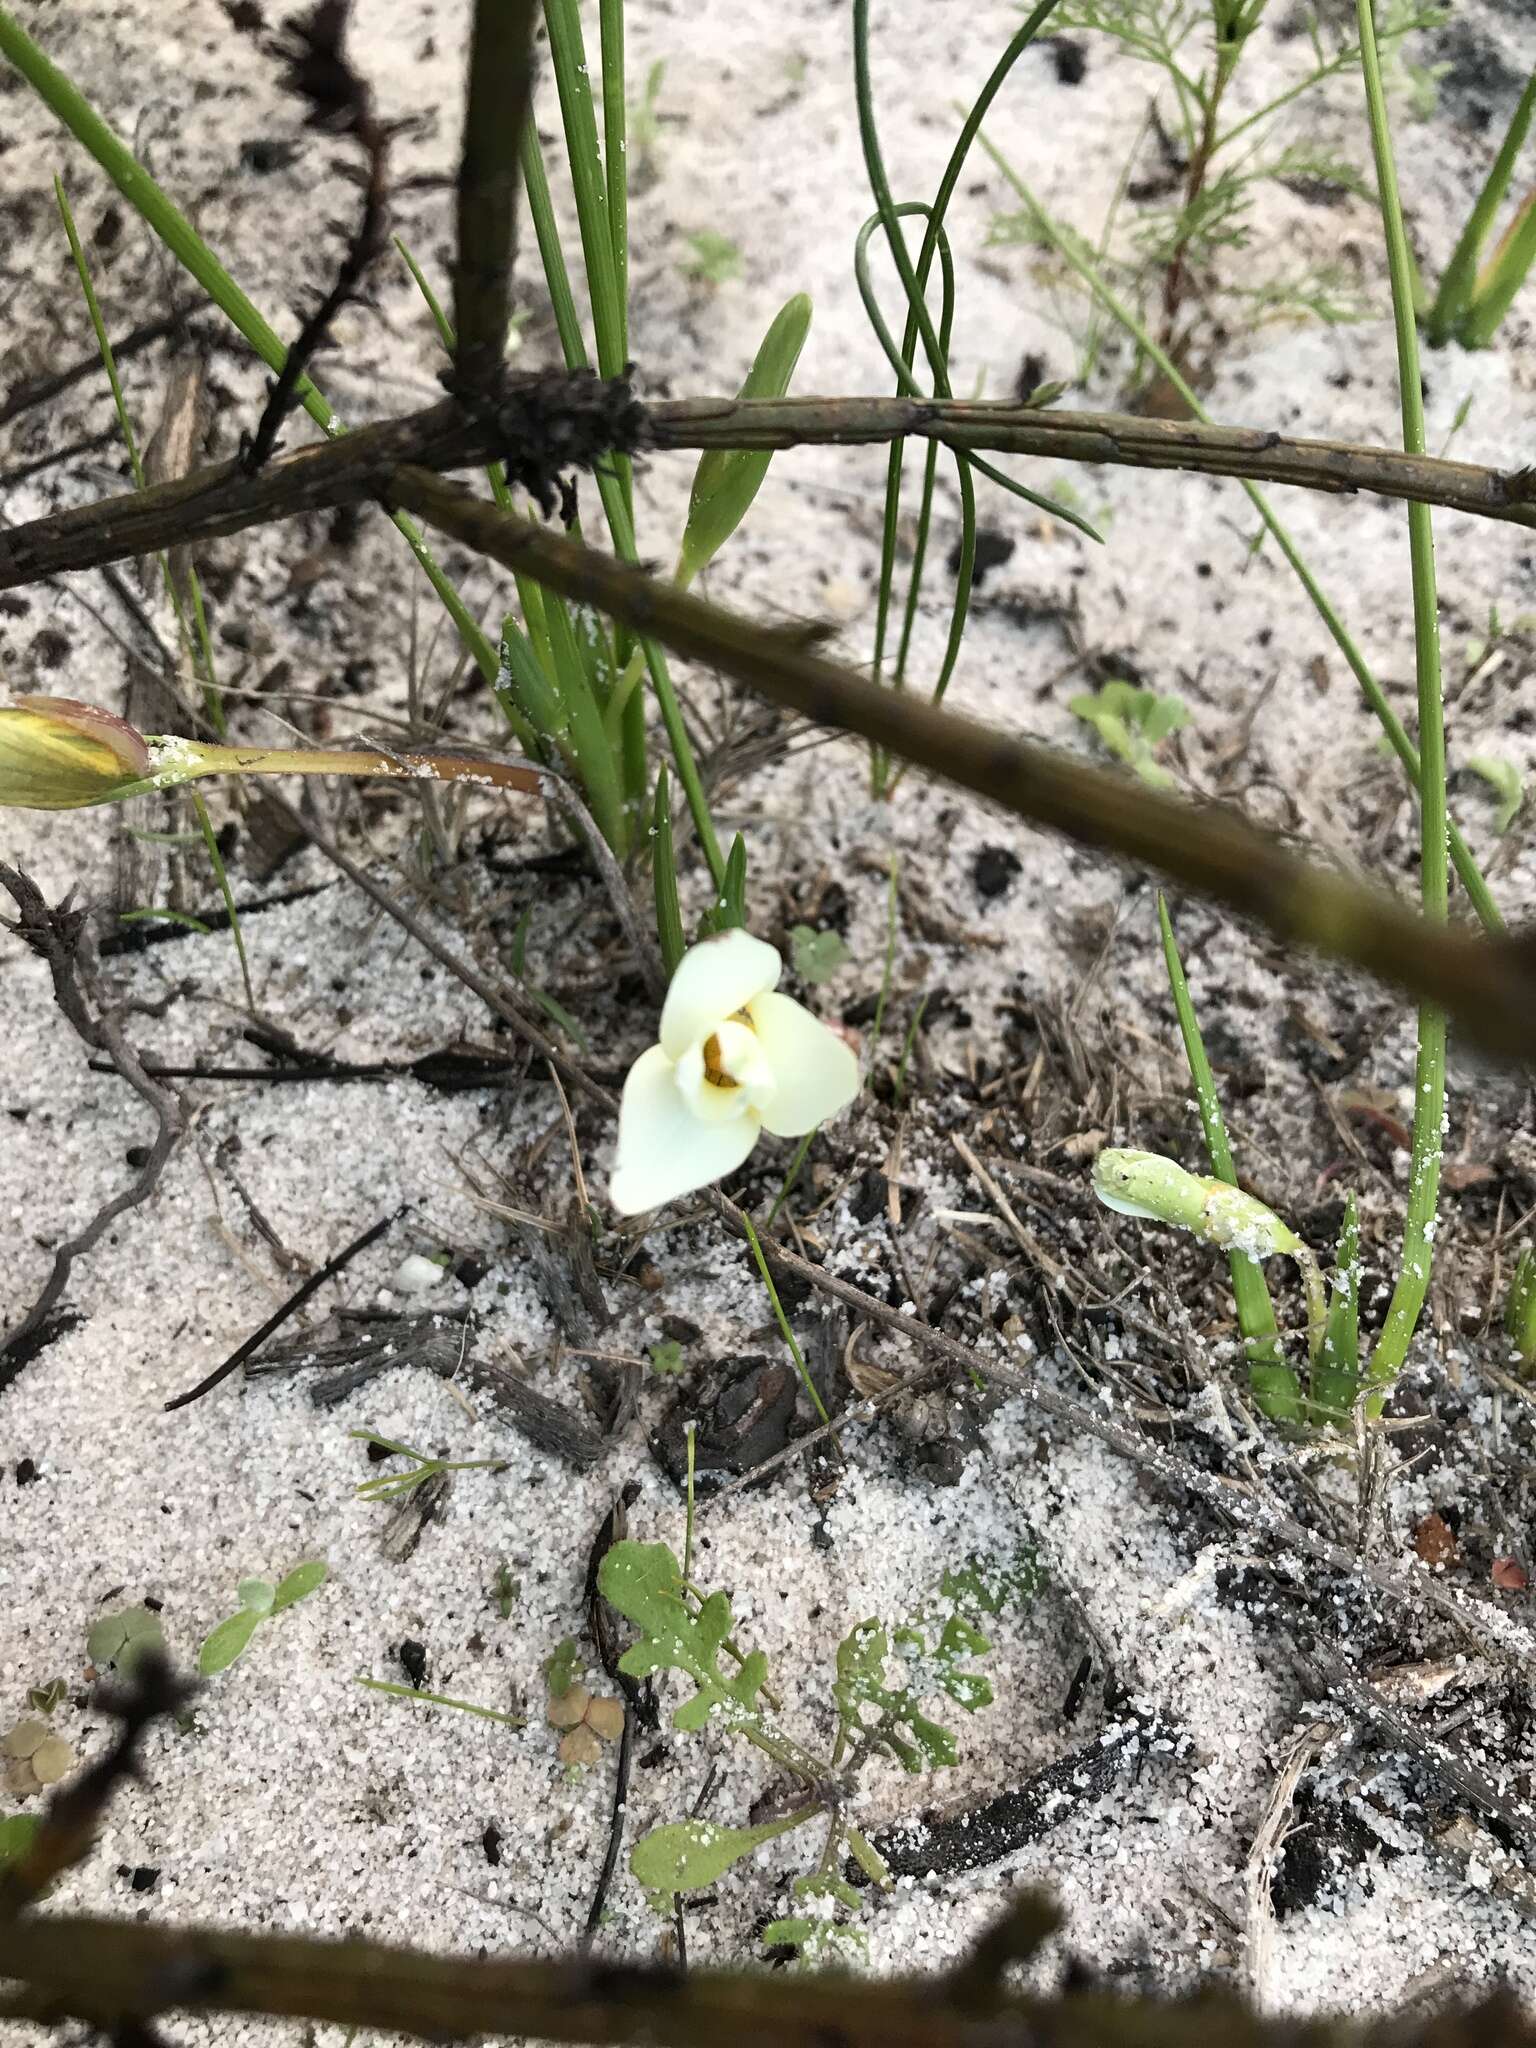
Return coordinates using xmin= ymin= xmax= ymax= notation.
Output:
xmin=162 ymin=1206 xmax=402 ymax=1411
xmin=453 ymin=0 xmax=540 ymax=388
xmin=4 ymin=1906 xmax=1534 ymax=2042
xmin=12 ymin=390 xmax=1536 ymax=589
xmin=0 ymin=307 xmax=193 ymax=429
xmin=242 ymin=1 xmax=390 ymax=472
xmin=1295 ymin=1643 xmax=1536 ymax=1855
xmin=0 ymin=865 xmax=183 ymax=1392
xmin=0 ymin=1652 xmax=190 ymax=1918
xmin=0 ymin=367 xmax=642 ymax=586
xmin=583 ymin=1698 xmax=635 ymax=1944
xmin=386 ymin=470 xmax=1536 ymax=1067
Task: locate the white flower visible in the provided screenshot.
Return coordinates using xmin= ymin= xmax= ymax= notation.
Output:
xmin=610 ymin=927 xmax=859 ymax=1215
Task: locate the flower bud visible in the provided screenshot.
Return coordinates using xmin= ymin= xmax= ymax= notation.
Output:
xmin=0 ymin=696 xmax=155 ymax=810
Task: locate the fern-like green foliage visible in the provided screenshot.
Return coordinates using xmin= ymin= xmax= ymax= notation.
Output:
xmin=598 ymin=1540 xmax=769 ymax=1733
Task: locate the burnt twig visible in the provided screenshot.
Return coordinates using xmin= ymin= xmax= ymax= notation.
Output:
xmin=452 ymin=0 xmax=540 ymax=388
xmin=242 ymin=1 xmax=390 ymax=472
xmin=162 ymin=1206 xmax=403 ymax=1412
xmin=0 ymin=865 xmax=183 ymax=1392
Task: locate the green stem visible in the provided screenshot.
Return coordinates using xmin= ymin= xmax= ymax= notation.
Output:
xmin=977 ymin=130 xmax=1501 ymax=939
xmin=740 ymin=1212 xmax=831 ymax=1427
xmin=1356 ymin=0 xmax=1447 ymax=1412
xmin=191 ymin=792 xmax=256 ymax=1014
xmin=0 ymin=8 xmax=499 ymax=689
xmin=1156 ymin=893 xmax=1298 ymax=1420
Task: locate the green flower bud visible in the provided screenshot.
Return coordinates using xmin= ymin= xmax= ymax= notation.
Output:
xmin=1093 ymin=1147 xmax=1325 ymax=1362
xmin=0 ymin=695 xmax=156 ymax=810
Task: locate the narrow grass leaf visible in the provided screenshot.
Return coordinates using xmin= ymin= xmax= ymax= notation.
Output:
xmin=676 ymin=294 xmax=812 ymax=589
xmin=1157 ymin=893 xmax=1299 ymax=1423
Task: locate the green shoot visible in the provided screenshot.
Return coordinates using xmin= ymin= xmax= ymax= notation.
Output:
xmin=1424 ymin=71 xmax=1536 ymax=347
xmin=1312 ymin=1193 xmax=1362 ymax=1425
xmin=1070 ymin=682 xmax=1188 ymax=789
xmin=350 ymin=1430 xmax=504 ymax=1501
xmin=1506 ymin=1248 xmax=1536 ymax=1375
xmin=697 ymin=833 xmax=749 ymax=938
xmin=190 ymin=794 xmax=256 ymax=1014
xmin=676 ymin=294 xmax=812 ymax=589
xmin=739 ymin=1213 xmax=831 ymax=1426
xmin=650 ymin=771 xmax=686 ymax=976
xmin=198 ymin=1561 xmax=328 ymax=1677
xmin=764 ymin=1127 xmax=818 ymax=1231
xmin=1355 ymin=0 xmax=1448 ymax=1418
xmin=357 ymin=1678 xmax=525 ymax=1728
xmin=1156 ymin=895 xmax=1298 ymax=1422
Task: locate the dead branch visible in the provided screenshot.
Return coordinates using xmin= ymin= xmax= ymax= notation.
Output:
xmin=0 ymin=865 xmax=183 ymax=1391
xmin=8 ymin=387 xmax=1536 ymax=590
xmin=243 ymin=1 xmax=391 ymax=471
xmin=161 ymin=1206 xmax=402 ymax=1411
xmin=384 ymin=471 xmax=1536 ymax=1068
xmin=2 ymin=1904 xmax=1532 ymax=2043
xmin=452 ymin=0 xmax=541 ymax=386
xmin=0 ymin=367 xmax=643 ymax=587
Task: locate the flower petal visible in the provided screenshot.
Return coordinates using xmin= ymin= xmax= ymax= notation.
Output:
xmin=610 ymin=1043 xmax=762 ymax=1214
xmin=746 ymin=993 xmax=860 ymax=1138
xmin=659 ymin=928 xmax=781 ymax=1062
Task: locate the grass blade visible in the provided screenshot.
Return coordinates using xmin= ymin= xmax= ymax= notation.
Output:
xmin=651 ymin=771 xmax=686 ymax=976
xmin=1355 ymin=0 xmax=1448 ymax=1415
xmin=1312 ymin=1192 xmax=1361 ymax=1424
xmin=1425 ymin=69 xmax=1536 ymax=345
xmin=1157 ymin=894 xmax=1299 ymax=1423
xmin=977 ymin=129 xmax=1502 ymax=940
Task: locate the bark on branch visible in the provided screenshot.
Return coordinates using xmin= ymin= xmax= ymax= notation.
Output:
xmin=1 ymin=1910 xmax=1531 ymax=2044
xmin=383 ymin=469 xmax=1536 ymax=1067
xmin=5 ymin=387 xmax=1536 ymax=590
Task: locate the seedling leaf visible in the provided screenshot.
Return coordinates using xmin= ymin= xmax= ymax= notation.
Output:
xmin=789 ymin=924 xmax=851 ymax=984
xmin=1467 ymin=754 xmax=1524 ymax=833
xmin=630 ymin=1815 xmax=806 ymax=1904
xmin=198 ymin=1606 xmax=262 ymax=1677
xmin=86 ymin=1605 xmax=165 ymax=1676
xmin=271 ymin=1561 xmax=328 ymax=1613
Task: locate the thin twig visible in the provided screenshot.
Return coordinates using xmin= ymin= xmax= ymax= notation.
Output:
xmin=452 ymin=0 xmax=540 ymax=387
xmin=243 ymin=1 xmax=391 ymax=472
xmin=162 ymin=1207 xmax=403 ymax=1412
xmin=0 ymin=865 xmax=183 ymax=1390
xmin=1244 ymin=1721 xmax=1338 ymax=2009
xmin=12 ymin=389 xmax=1536 ymax=586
